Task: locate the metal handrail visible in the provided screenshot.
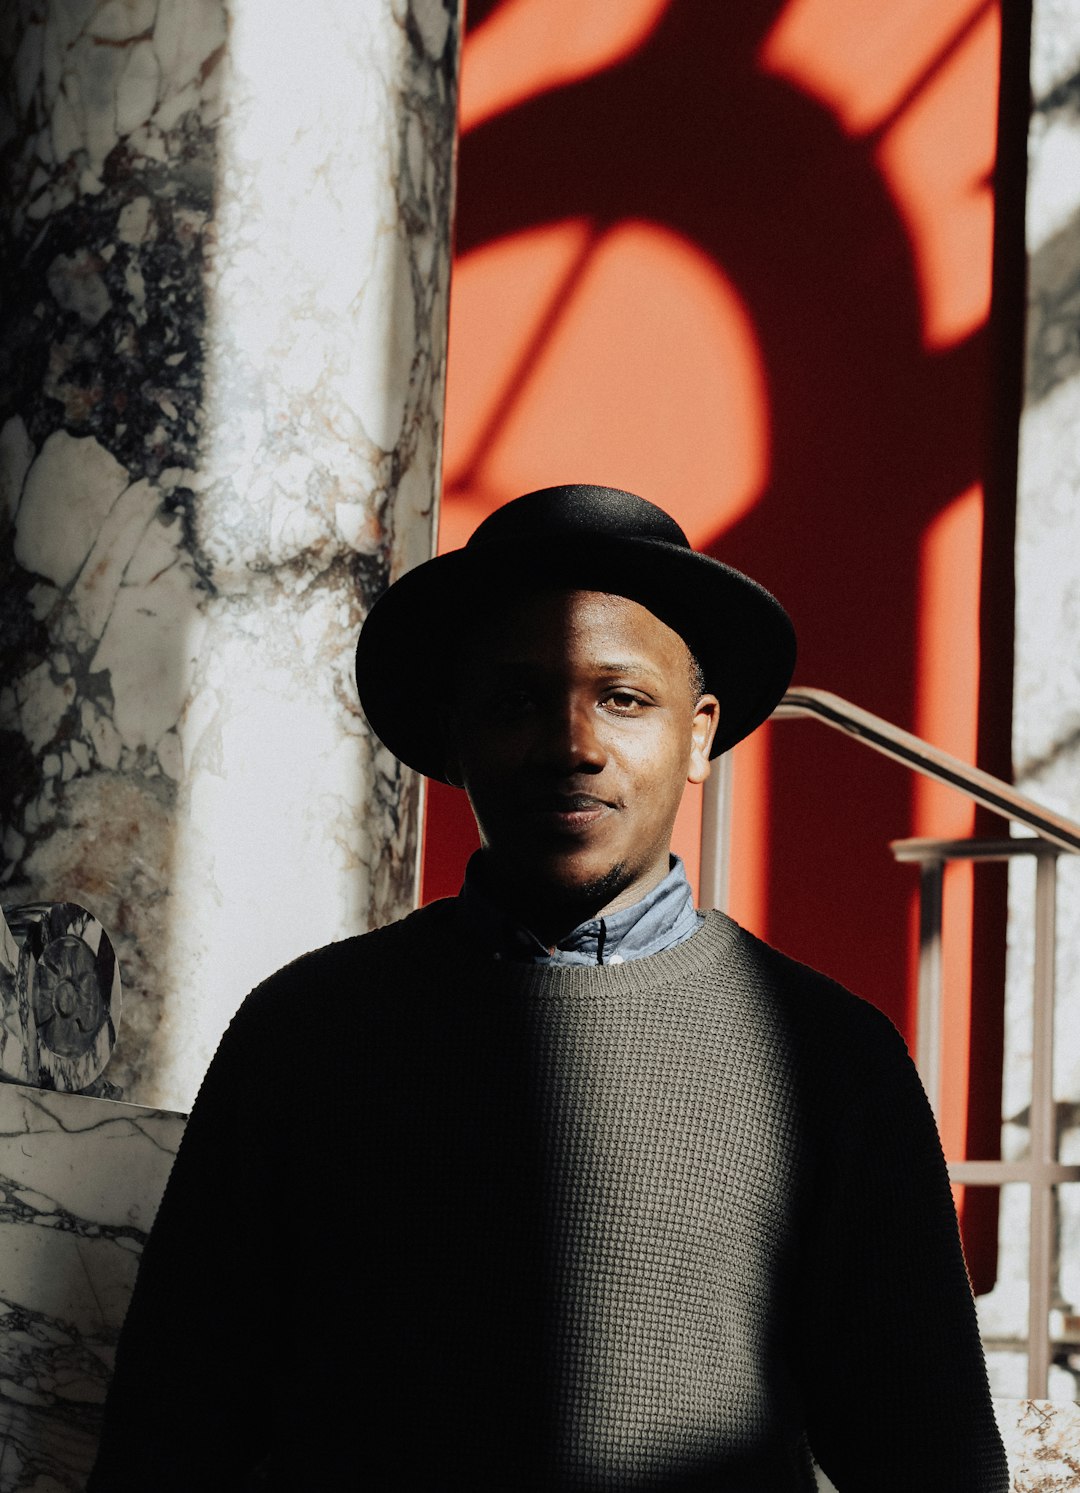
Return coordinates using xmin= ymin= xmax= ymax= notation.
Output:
xmin=699 ymin=685 xmax=1080 ymax=1401
xmin=772 ymin=687 xmax=1080 ymax=853
xmin=890 ymin=834 xmax=1079 ymax=1399
xmin=700 ymin=686 xmax=1080 ymax=913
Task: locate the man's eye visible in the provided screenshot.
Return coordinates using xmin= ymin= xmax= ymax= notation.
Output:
xmin=484 ymin=689 xmax=535 ymax=718
xmin=604 ymin=691 xmax=645 ymax=712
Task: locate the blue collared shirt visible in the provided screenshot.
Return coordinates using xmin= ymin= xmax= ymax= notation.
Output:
xmin=459 ymin=853 xmax=702 ymax=966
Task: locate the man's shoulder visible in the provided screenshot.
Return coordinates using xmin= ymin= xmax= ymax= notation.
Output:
xmin=237 ymin=898 xmax=461 ymax=1020
xmin=201 ymin=901 xmax=463 ymax=1088
xmin=712 ymin=911 xmax=910 ymax=1064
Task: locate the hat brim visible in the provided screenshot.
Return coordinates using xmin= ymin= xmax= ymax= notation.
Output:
xmin=355 ymin=532 xmax=796 ymax=782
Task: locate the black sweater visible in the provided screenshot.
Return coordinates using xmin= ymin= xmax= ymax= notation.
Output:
xmin=88 ymin=904 xmax=1007 ymax=1491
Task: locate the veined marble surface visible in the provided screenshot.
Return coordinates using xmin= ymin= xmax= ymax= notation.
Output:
xmin=0 ymin=0 xmax=460 ymax=1109
xmin=809 ymin=1401 xmax=1080 ymax=1491
xmin=995 ymin=1399 xmax=1080 ymax=1490
xmin=980 ymin=0 xmax=1080 ymax=1401
xmin=0 ymin=1083 xmax=185 ymax=1492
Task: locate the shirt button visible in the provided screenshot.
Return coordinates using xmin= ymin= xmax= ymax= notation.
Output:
xmin=608 ymin=954 xmax=625 ymax=966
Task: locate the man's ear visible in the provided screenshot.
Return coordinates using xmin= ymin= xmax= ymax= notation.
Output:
xmin=687 ymin=694 xmax=720 ymax=784
xmin=443 ymin=753 xmax=464 ymax=789
xmin=440 ymin=712 xmax=464 ymax=789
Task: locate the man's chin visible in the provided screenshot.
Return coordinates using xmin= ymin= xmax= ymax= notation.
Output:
xmin=502 ymin=857 xmax=634 ymax=920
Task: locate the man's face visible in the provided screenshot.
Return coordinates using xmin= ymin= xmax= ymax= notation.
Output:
xmin=446 ymin=589 xmax=719 ymax=930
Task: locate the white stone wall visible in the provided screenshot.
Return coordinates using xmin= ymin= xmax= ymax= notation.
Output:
xmin=976 ymin=0 xmax=1080 ymax=1400
xmin=0 ymin=0 xmax=460 ymax=1109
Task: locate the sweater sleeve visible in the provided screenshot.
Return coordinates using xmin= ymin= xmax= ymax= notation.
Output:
xmin=795 ymin=1006 xmax=1008 ymax=1492
xmin=87 ymin=985 xmax=288 ymax=1492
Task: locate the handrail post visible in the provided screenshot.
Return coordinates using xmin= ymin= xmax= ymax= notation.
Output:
xmin=1028 ymin=850 xmax=1059 ymax=1399
xmin=915 ymin=859 xmax=945 ymax=1119
xmin=700 ymin=752 xmax=733 ymax=913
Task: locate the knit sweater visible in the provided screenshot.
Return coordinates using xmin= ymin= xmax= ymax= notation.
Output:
xmin=88 ymin=903 xmax=1008 ymax=1492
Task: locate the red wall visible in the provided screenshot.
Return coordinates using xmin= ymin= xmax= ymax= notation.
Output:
xmin=424 ymin=0 xmax=1027 ymax=1286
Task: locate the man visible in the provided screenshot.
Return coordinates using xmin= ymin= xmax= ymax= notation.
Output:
xmin=89 ymin=484 xmax=1007 ymax=1491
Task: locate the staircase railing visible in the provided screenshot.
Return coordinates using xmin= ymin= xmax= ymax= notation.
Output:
xmin=699 ymin=686 xmax=1080 ymax=1399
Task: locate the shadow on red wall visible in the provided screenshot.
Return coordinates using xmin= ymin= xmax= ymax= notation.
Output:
xmin=426 ymin=0 xmax=1022 ymax=1288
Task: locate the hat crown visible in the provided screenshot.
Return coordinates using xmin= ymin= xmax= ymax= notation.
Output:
xmin=466 ymin=484 xmax=691 ymax=551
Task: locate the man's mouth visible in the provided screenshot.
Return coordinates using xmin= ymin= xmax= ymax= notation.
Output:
xmin=525 ymin=793 xmax=615 ymax=832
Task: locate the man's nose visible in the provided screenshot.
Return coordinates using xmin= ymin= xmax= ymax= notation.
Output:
xmin=534 ymin=697 xmax=607 ymax=773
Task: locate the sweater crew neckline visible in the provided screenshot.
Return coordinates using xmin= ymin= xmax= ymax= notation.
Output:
xmin=458 ymin=851 xmax=702 ymax=967
xmin=435 ymin=903 xmax=743 ymax=1002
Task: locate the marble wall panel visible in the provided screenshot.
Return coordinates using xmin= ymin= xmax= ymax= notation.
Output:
xmin=995 ymin=1398 xmax=1080 ymax=1490
xmin=0 ymin=0 xmax=461 ymax=1109
xmin=977 ymin=0 xmax=1080 ymax=1400
xmin=0 ymin=1083 xmax=185 ymax=1492
xmin=809 ymin=1400 xmax=1079 ymax=1491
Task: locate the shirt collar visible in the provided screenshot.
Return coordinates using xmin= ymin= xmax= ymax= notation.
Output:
xmin=459 ymin=852 xmax=702 ymax=966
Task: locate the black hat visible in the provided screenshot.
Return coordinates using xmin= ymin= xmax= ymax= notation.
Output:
xmin=355 ymin=483 xmax=796 ymax=781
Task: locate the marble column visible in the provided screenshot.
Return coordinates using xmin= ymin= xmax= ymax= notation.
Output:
xmin=0 ymin=0 xmax=460 ymax=1109
xmin=976 ymin=0 xmax=1080 ymax=1398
